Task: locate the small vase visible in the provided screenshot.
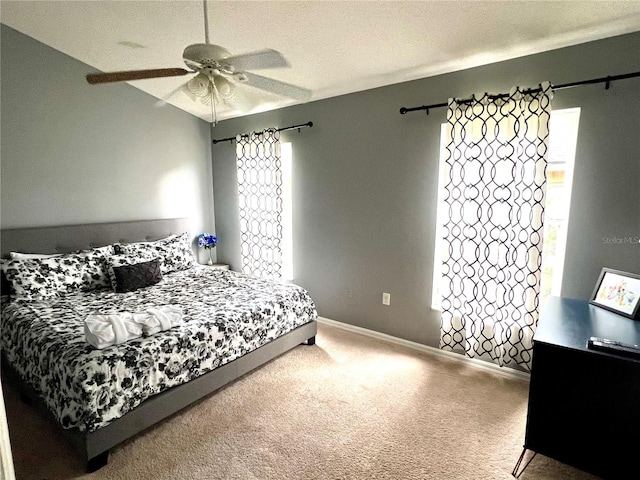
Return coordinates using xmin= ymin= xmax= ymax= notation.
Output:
xmin=207 ymin=249 xmax=214 ymax=265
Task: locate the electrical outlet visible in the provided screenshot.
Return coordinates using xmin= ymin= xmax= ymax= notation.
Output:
xmin=382 ymin=292 xmax=391 ymax=305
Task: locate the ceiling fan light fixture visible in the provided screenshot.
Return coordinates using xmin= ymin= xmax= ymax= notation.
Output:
xmin=200 ymin=93 xmax=213 ymax=106
xmin=215 ymin=76 xmax=237 ymax=100
xmin=187 ymin=73 xmax=210 ymax=97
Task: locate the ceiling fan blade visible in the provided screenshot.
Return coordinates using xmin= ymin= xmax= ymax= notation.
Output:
xmin=86 ymin=68 xmax=190 ymax=84
xmin=243 ymin=72 xmax=311 ymax=101
xmin=222 ymin=49 xmax=290 ymax=71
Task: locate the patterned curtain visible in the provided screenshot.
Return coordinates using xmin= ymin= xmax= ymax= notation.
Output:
xmin=439 ymin=83 xmax=553 ymax=371
xmin=236 ymin=129 xmax=283 ymax=279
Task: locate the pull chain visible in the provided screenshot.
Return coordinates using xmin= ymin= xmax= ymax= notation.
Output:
xmin=210 ymin=76 xmax=218 ymax=125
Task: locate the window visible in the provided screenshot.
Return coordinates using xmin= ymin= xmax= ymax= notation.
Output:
xmin=539 ymin=108 xmax=580 ymax=306
xmin=432 ymin=108 xmax=580 ymax=310
xmin=281 ymin=142 xmax=294 ymax=281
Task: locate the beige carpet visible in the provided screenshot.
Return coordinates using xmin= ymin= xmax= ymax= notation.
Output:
xmin=3 ymin=323 xmax=599 ymax=480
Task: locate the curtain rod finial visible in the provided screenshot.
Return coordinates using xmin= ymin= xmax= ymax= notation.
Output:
xmin=400 ymin=107 xmax=408 ymax=115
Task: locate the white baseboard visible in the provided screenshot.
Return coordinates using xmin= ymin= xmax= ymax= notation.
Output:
xmin=316 ymin=316 xmax=530 ymax=382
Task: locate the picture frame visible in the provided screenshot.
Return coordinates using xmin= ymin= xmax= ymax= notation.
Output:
xmin=590 ymin=268 xmax=640 ymax=319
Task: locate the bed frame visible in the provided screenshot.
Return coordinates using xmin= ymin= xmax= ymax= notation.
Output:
xmin=0 ymin=218 xmax=317 ymax=472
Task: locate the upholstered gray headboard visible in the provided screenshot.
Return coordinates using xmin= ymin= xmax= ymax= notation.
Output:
xmin=1 ymin=218 xmax=191 ymax=295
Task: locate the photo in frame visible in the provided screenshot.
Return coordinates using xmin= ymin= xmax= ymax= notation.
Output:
xmin=590 ymin=268 xmax=640 ymax=319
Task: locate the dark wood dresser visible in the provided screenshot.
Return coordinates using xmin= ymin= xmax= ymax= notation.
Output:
xmin=519 ymin=296 xmax=640 ymax=479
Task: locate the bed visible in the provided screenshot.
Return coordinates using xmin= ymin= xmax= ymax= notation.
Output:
xmin=0 ymin=218 xmax=318 ymax=471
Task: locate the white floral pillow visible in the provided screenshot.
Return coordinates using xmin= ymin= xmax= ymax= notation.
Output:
xmin=114 ymin=232 xmax=195 ymax=274
xmin=75 ymin=246 xmax=115 ymax=291
xmin=6 ymin=245 xmax=114 ymax=292
xmin=4 ymin=255 xmax=87 ymax=301
xmin=9 ymin=252 xmax=61 ymax=260
xmin=3 ymin=246 xmax=117 ymax=300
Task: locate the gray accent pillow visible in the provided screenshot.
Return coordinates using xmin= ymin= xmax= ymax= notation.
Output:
xmin=106 ymin=252 xmax=158 ymax=291
xmin=111 ymin=258 xmax=162 ymax=293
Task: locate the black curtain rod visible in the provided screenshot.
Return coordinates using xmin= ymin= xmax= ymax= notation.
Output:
xmin=212 ymin=121 xmax=313 ymax=145
xmin=399 ymin=71 xmax=640 ymax=115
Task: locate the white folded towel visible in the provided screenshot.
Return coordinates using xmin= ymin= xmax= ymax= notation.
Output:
xmin=135 ymin=305 xmax=184 ymax=336
xmin=84 ymin=305 xmax=184 ymax=349
xmin=84 ymin=313 xmax=144 ymax=349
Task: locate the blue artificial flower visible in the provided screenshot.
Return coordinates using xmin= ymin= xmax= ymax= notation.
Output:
xmin=197 ymin=233 xmax=218 ymax=249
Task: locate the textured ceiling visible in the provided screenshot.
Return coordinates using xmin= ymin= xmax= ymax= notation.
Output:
xmin=2 ymin=0 xmax=640 ymax=123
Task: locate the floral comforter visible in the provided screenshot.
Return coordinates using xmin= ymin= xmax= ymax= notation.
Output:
xmin=0 ymin=266 xmax=317 ymax=432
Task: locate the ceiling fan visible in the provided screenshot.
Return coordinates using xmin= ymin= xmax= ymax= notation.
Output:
xmin=85 ymin=0 xmax=311 ymax=124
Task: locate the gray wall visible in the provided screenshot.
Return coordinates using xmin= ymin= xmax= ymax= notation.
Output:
xmin=1 ymin=25 xmax=216 ymax=262
xmin=211 ymin=32 xmax=640 ymax=347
